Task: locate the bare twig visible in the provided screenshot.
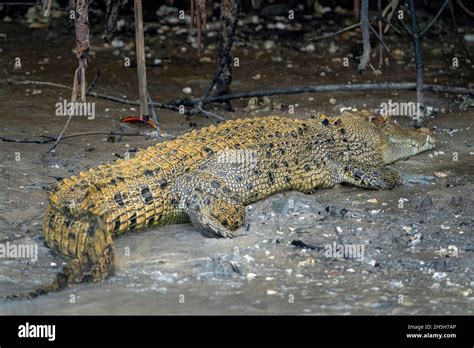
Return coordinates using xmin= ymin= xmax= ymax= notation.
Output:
xmin=14 ymin=80 xmax=473 ymax=120
xmin=168 ymin=83 xmax=474 ymax=105
xmin=456 ymin=0 xmax=474 ymax=17
xmin=382 ymin=0 xmax=399 ymax=33
xmin=0 ymin=131 xmax=146 ymax=145
xmin=358 ymin=0 xmax=371 ymax=72
xmin=185 ymin=0 xmax=239 ymax=120
xmin=14 ymin=80 xmax=179 ymax=111
xmin=397 ymin=14 xmax=413 ymax=36
xmin=377 ymin=0 xmax=384 ymax=68
xmin=354 ymin=0 xmax=360 ymax=21
xmin=448 ymin=0 xmax=472 ymax=60
xmin=86 ymin=68 xmax=100 ymax=94
xmin=104 ymin=0 xmax=119 ymax=42
xmin=369 ymin=25 xmax=389 ymax=53
xmin=48 ymin=68 xmax=79 ymax=153
xmin=312 ymin=23 xmax=359 ymax=42
xmin=420 ymin=0 xmax=449 ymax=37
xmin=407 ymin=0 xmax=425 ymax=127
xmin=213 ymin=0 xmax=240 ymax=110
xmin=201 ymin=0 xmax=240 ymax=105
xmin=134 ymin=0 xmax=150 ymax=120
xmin=50 ymin=0 xmax=90 ymax=152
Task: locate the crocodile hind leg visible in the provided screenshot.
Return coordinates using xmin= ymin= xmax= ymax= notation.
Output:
xmin=187 ymin=195 xmax=246 ymax=238
xmin=341 ymin=162 xmax=403 ymax=190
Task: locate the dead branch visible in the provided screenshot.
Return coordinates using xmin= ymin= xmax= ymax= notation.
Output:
xmin=104 ymin=0 xmax=120 ymax=42
xmin=190 ymin=0 xmax=207 ymax=56
xmin=168 ymin=83 xmax=474 ymax=106
xmin=311 ymin=0 xmax=376 ymax=73
xmin=448 ymin=0 xmax=472 ymax=60
xmin=420 ymin=0 xmax=449 ymax=37
xmin=312 ymin=23 xmax=359 ymax=42
xmin=86 ymin=68 xmax=100 ymax=94
xmin=377 ymin=0 xmax=383 ymax=68
xmin=15 ymin=79 xmax=473 ymax=108
xmin=456 ymin=0 xmax=474 ymax=17
xmin=358 ymin=0 xmax=371 ymax=72
xmin=382 ymin=0 xmax=399 ymax=34
xmin=0 ymin=131 xmax=146 ymax=145
xmin=399 ymin=0 xmax=450 ymax=127
xmin=192 ymin=0 xmax=239 ymax=115
xmin=134 ymin=0 xmax=150 ymax=120
xmin=50 ymin=0 xmax=90 ymax=153
xmin=213 ymin=0 xmax=239 ymax=110
xmin=353 ymin=0 xmax=360 ymax=21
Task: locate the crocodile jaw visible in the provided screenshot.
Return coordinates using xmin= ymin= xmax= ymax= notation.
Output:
xmin=382 ymin=127 xmax=437 ymax=164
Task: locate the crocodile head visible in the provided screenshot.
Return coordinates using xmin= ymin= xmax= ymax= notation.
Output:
xmin=376 ymin=117 xmax=437 ymax=164
xmin=320 ymin=111 xmax=438 ymax=164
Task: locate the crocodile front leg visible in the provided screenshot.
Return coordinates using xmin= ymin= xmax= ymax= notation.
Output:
xmin=341 ymin=162 xmax=403 ymax=190
xmin=187 ymin=195 xmax=246 ymax=238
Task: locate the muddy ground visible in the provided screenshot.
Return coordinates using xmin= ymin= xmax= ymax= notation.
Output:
xmin=0 ymin=4 xmax=473 ymax=314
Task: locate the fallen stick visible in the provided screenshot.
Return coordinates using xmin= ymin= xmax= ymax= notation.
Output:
xmin=0 ymin=131 xmax=146 ymax=145
xmin=168 ymin=83 xmax=474 ymax=105
xmin=14 ymin=80 xmax=473 ymax=110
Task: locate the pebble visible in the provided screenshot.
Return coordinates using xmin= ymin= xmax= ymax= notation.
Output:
xmin=367 ymin=259 xmax=377 ymax=267
xmin=367 ymin=198 xmax=378 ymax=204
xmin=275 ymin=22 xmax=286 ymax=30
xmin=434 ymin=171 xmax=448 ymax=178
xmin=246 ymin=273 xmax=257 ymax=280
xmin=329 ymin=98 xmax=337 ymax=105
xmin=111 ymin=39 xmax=124 ymax=48
xmin=266 ymin=289 xmax=277 ymax=295
xmin=329 ymin=42 xmax=339 ymax=54
xmin=264 ymin=40 xmax=275 ymax=50
xmin=432 ymin=272 xmax=447 ymax=281
xmin=243 ymin=255 xmax=255 ymax=263
xmin=301 ymin=44 xmax=315 ymax=52
xmin=250 ymin=15 xmax=260 ymax=25
xmin=390 ymin=280 xmax=404 ymax=288
xmin=182 ymin=87 xmax=192 ymax=94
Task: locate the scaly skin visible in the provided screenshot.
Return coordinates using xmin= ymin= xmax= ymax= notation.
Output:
xmin=7 ymin=111 xmax=437 ymax=299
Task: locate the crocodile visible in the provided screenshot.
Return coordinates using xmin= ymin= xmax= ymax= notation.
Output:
xmin=9 ymin=111 xmax=437 ymax=299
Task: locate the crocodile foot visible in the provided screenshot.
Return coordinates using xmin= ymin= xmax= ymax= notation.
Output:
xmin=188 ymin=196 xmax=245 ymax=238
xmin=401 ymin=173 xmax=437 ymax=186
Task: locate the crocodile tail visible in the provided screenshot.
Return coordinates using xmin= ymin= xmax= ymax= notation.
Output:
xmin=5 ymin=209 xmax=116 ymax=301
